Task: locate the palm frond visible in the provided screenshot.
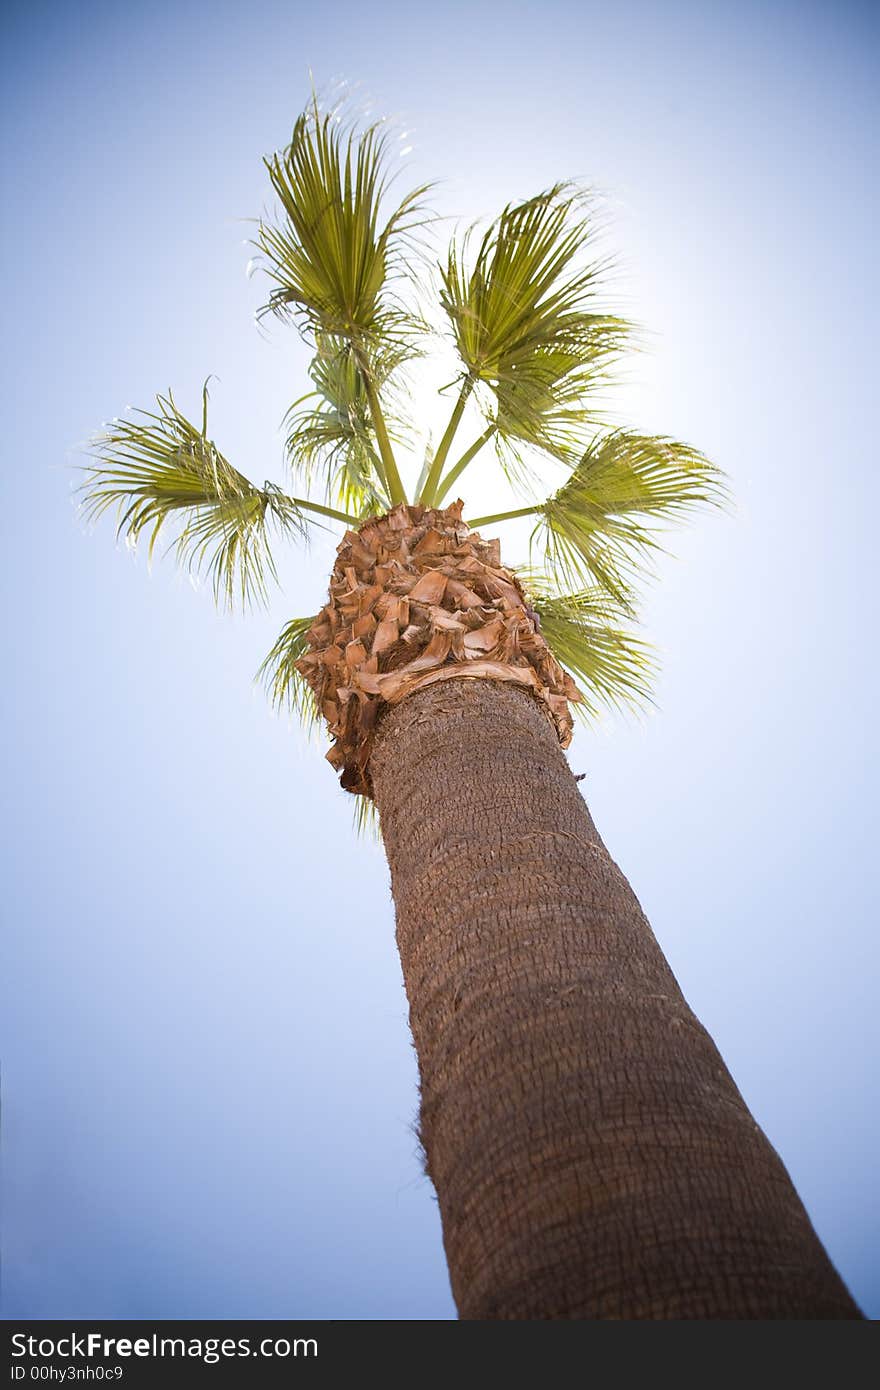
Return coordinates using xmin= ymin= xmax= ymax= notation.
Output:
xmin=257 ymin=615 xmax=320 ymax=728
xmin=440 ymin=187 xmax=627 ymax=476
xmin=80 ymin=386 xmax=306 ymax=609
xmin=536 ymin=431 xmax=728 ymax=602
xmin=352 ymin=792 xmax=382 ymax=841
xmin=258 ymin=618 xmax=382 ymax=836
xmin=255 ymin=98 xmax=431 ymax=353
xmin=521 ymin=573 xmax=655 ymax=718
xmin=492 ymin=322 xmax=626 ymax=460
xmin=284 ymin=335 xmax=397 ymax=516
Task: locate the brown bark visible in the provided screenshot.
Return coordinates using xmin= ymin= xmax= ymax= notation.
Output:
xmin=369 ymin=679 xmax=862 ymax=1320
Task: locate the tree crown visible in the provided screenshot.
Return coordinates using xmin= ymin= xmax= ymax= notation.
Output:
xmin=80 ymin=92 xmax=727 ymax=824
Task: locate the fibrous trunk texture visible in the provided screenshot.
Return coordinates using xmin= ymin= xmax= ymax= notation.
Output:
xmin=295 ymin=502 xmax=579 ymax=796
xmin=370 ymin=680 xmax=862 ymax=1320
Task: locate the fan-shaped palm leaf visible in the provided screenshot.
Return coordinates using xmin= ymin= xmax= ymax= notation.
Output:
xmin=491 ymin=324 xmax=624 ymax=460
xmin=80 ymin=387 xmax=307 ymax=609
xmin=258 ymin=618 xmax=382 ymax=838
xmin=441 ymin=186 xmax=602 ymax=374
xmin=535 ymin=431 xmax=728 ymax=602
xmin=254 ymin=102 xmax=429 ymax=506
xmin=522 ymin=573 xmax=655 ymax=717
xmin=352 ymin=792 xmax=381 ymax=840
xmin=255 ymin=100 xmax=430 ymax=347
xmin=422 ymin=186 xmax=626 ymax=503
xmin=284 ymin=336 xmax=397 ymax=516
xmin=257 ymin=615 xmax=320 ymax=726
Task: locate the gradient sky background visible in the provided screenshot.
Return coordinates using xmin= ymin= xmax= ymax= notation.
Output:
xmin=2 ymin=0 xmax=877 ymax=1320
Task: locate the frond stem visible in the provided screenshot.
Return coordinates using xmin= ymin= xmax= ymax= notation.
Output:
xmin=356 ymin=350 xmax=408 ymax=507
xmin=433 ymin=425 xmax=497 ymax=506
xmin=419 ymin=377 xmax=473 ymax=506
xmin=466 ymin=504 xmax=541 ymax=529
xmin=291 ymin=496 xmax=362 ymax=526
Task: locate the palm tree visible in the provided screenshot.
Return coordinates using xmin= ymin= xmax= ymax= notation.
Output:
xmin=80 ymin=95 xmax=862 ymax=1320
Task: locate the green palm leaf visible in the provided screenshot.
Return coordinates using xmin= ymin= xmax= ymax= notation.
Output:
xmin=522 ymin=573 xmax=655 ymax=717
xmin=254 ymin=102 xmax=428 ymax=507
xmin=80 ymin=386 xmax=306 ymax=610
xmin=284 ymin=336 xmax=395 ymax=516
xmin=255 ymin=100 xmax=430 ymax=350
xmin=441 ymin=186 xmax=599 ymax=372
xmin=536 ymin=431 xmax=728 ymax=602
xmin=352 ymin=793 xmax=382 ymax=841
xmin=426 ymin=186 xmax=628 ymax=501
xmin=258 ymin=618 xmax=382 ymax=839
xmin=257 ymin=615 xmax=319 ymax=727
xmin=492 ymin=324 xmax=624 ymax=462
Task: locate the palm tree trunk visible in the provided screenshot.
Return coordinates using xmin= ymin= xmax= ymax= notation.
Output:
xmin=369 ymin=679 xmax=862 ymax=1320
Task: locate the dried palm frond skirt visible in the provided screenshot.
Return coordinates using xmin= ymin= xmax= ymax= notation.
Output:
xmin=295 ymin=501 xmax=582 ymax=796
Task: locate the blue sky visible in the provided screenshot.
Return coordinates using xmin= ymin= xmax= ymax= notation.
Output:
xmin=2 ymin=0 xmax=877 ymax=1319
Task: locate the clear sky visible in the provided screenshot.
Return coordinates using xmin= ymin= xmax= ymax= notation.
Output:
xmin=2 ymin=0 xmax=877 ymax=1320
